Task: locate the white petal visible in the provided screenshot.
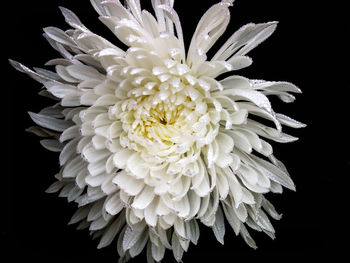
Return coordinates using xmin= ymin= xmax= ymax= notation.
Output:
xmin=141 ymin=10 xmax=160 ymax=37
xmin=66 ymin=64 xmax=104 ymax=81
xmin=62 ymin=156 xmax=85 ymax=178
xmin=156 ymin=197 xmax=171 ymax=216
xmin=122 ymin=222 xmax=146 ymax=251
xmin=216 ymin=169 xmax=229 ymax=200
xmin=151 ymin=242 xmax=165 ymax=262
xmin=45 ymin=180 xmax=65 ymax=194
xmin=80 ymin=91 xmax=99 ymax=105
xmin=215 ymin=151 xmax=233 ymax=168
xmin=144 ymin=197 xmax=159 ymax=227
xmin=230 ymin=153 xmax=241 ymax=171
xmin=197 ymin=194 xmax=210 ymax=218
xmin=262 ymin=197 xmax=282 ymax=220
xmin=222 ymin=203 xmax=240 ymax=235
xmin=227 ymin=55 xmax=252 ymax=70
xmin=60 ymin=125 xmax=80 ymax=142
xmin=90 ymin=216 xmax=110 ymax=231
xmin=216 ymin=132 xmax=234 ymax=153
xmin=113 ymin=148 xmax=135 ymax=169
xmin=112 ymin=170 xmax=144 ymax=196
xmin=9 ymin=59 xmax=54 ymax=84
xmin=97 ymin=214 xmax=125 ymax=249
xmin=127 ymin=152 xmax=150 ymax=178
xmin=174 ymin=194 xmax=190 ymax=218
xmin=85 ymin=173 xmax=109 ymax=187
xmin=40 ymin=139 xmax=63 ymax=152
xmin=241 ymin=187 xmax=255 ymax=205
xmin=87 ymin=158 xmax=107 ymax=176
xmin=251 ymin=155 xmax=295 ymax=191
xmin=83 ymin=144 xmax=110 ymax=163
xmin=192 ymin=171 xmax=210 ymax=197
xmin=94 ymin=94 xmax=119 ymax=106
xmin=132 ymin=186 xmax=155 ymax=210
xmin=234 ymin=203 xmax=248 ymax=222
xmin=28 ymin=112 xmax=73 ymax=132
xmin=59 ymin=7 xmax=87 ymax=31
xmin=171 ymin=232 xmax=184 ymax=262
xmin=87 ymin=199 xmax=103 ymax=221
xmin=46 ymin=84 xmax=80 ymax=98
xmin=226 ymin=171 xmax=243 ymax=206
xmin=43 ymin=26 xmax=76 ymax=47
xmin=68 ymin=206 xmax=90 ymax=225
xmin=128 ymin=228 xmax=149 ymax=258
xmin=231 ymin=109 xmax=248 ymax=125
xmin=229 ymin=130 xmax=252 ymax=153
xmin=191 ymin=160 xmax=205 ymax=189
xmin=105 ymin=192 xmax=124 ymax=216
xmin=146 ymin=241 xmax=155 ymax=263
xmin=101 ymin=1 xmax=130 ymax=19
xmin=276 ymin=113 xmax=306 ymax=128
xmin=91 ymin=135 xmax=106 ymax=150
xmin=220 ymin=75 xmax=251 ymax=90
xmin=240 ymin=224 xmax=257 ymax=249
xmin=256 ymin=209 xmax=275 ymax=232
xmin=187 ymin=2 xmax=230 ymax=66
xmin=76 ymin=169 xmax=88 ymax=189
xmin=213 ymin=22 xmax=277 ymax=61
xmin=238 ymin=164 xmax=258 ymax=185
xmin=270 ymin=181 xmax=283 ymax=193
xmin=187 ymin=190 xmax=201 ymax=219
xmin=187 ymin=220 xmax=200 ymax=245
xmin=212 ymin=206 xmax=225 ymax=244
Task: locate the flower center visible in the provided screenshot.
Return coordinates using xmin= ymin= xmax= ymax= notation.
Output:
xmin=117 ymin=96 xmax=198 ymax=159
xmin=133 ymin=101 xmax=193 ymax=144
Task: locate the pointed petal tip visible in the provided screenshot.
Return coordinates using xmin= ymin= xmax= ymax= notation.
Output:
xmin=296 ymin=122 xmax=307 ymax=128
xmin=8 ymin=59 xmax=23 ymax=71
xmin=221 ymin=0 xmax=235 ymax=6
xmin=9 ymin=59 xmax=20 ymax=71
xmin=286 ymin=182 xmax=296 ymax=192
xmin=265 ymin=21 xmax=279 ymax=32
xmin=286 ymin=182 xmax=296 ymax=191
xmin=58 ymin=6 xmax=71 ymax=17
xmin=28 ymin=111 xmax=38 ymax=122
xmin=269 ymin=21 xmax=279 ymax=25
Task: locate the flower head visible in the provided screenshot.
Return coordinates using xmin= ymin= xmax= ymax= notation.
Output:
xmin=11 ymin=0 xmax=305 ymax=262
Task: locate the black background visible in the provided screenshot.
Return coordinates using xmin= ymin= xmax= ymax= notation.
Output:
xmin=4 ymin=0 xmax=348 ymax=262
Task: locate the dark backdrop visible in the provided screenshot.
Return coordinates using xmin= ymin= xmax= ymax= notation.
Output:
xmin=4 ymin=0 xmax=347 ymax=262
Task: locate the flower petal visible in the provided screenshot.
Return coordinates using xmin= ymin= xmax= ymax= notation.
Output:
xmin=132 ymin=186 xmax=155 ymax=210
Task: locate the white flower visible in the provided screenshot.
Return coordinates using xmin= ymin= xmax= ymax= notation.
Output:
xmin=11 ymin=0 xmax=305 ymax=262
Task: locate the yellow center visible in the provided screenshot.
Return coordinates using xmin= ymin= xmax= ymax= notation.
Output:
xmin=132 ymin=101 xmax=193 ymax=146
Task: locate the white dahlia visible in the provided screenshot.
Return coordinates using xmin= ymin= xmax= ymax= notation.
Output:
xmin=11 ymin=0 xmax=305 ymax=262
